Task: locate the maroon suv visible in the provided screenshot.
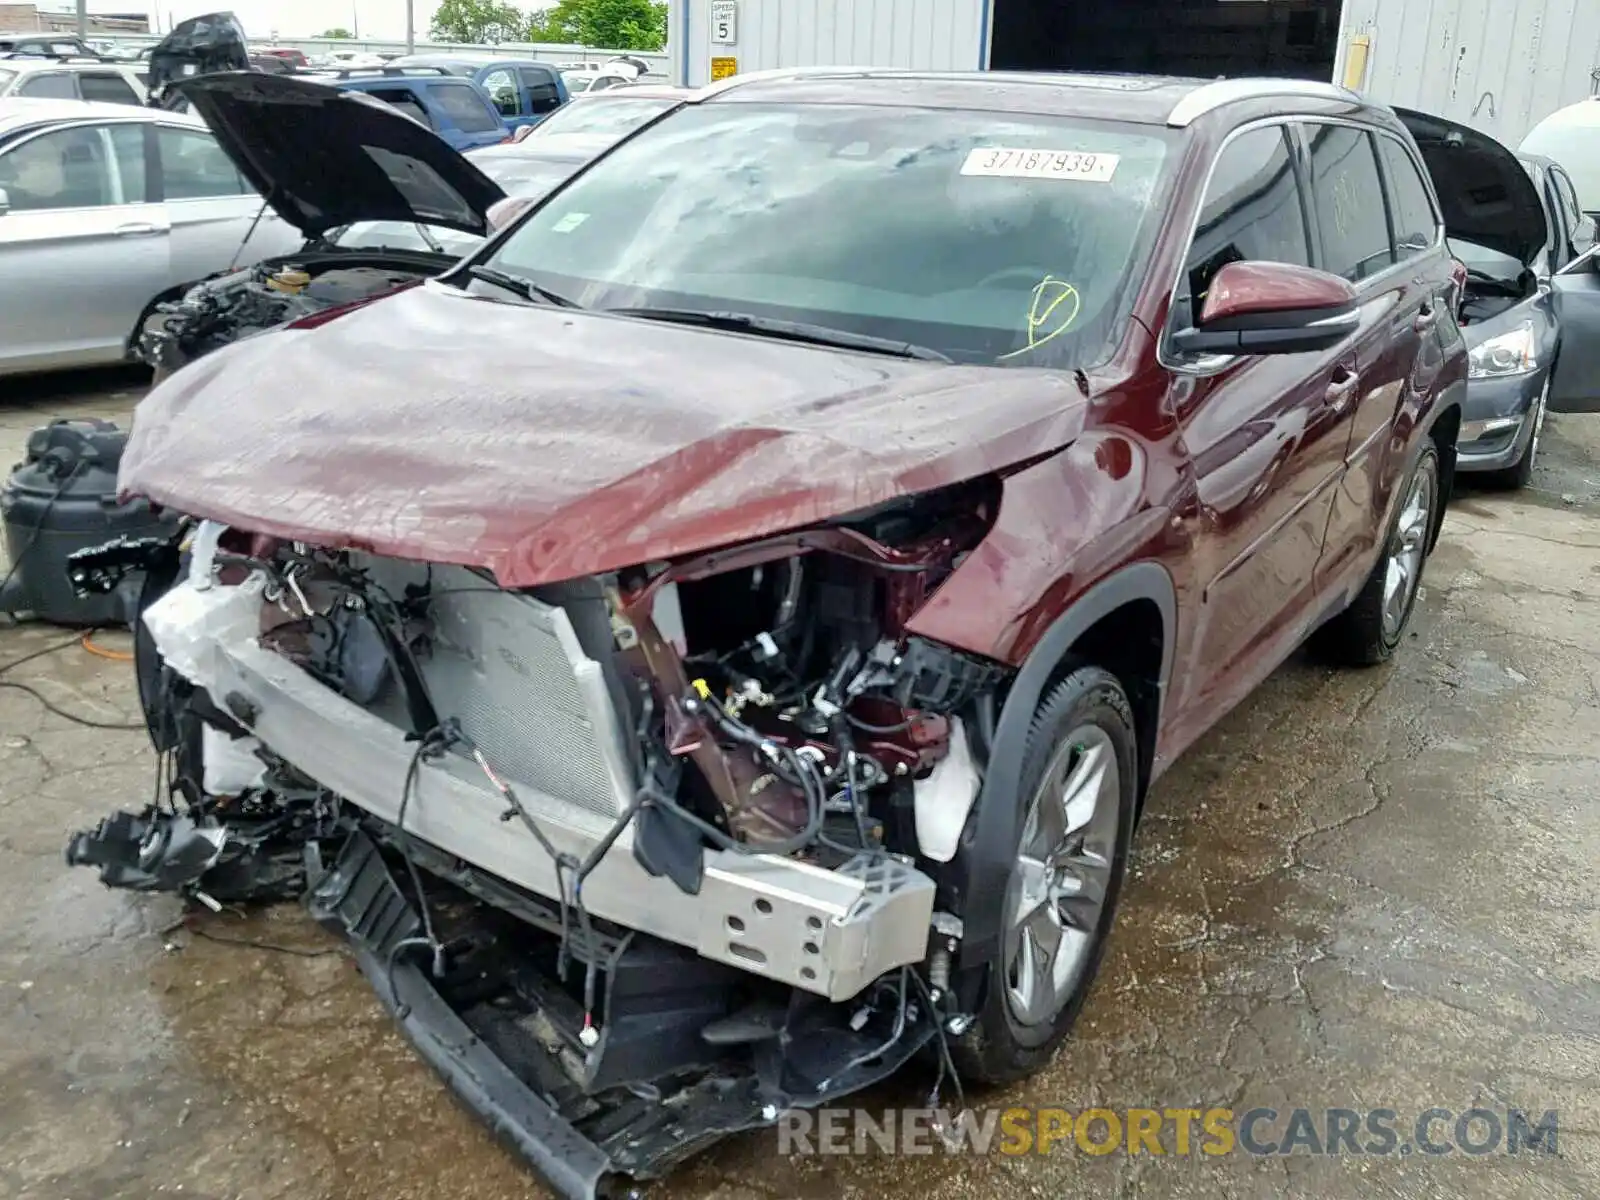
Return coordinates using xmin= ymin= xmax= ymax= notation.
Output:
xmin=76 ymin=71 xmax=1468 ymax=1196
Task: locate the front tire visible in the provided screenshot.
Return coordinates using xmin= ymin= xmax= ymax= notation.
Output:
xmin=951 ymin=666 xmax=1137 ymax=1085
xmin=1314 ymin=441 xmax=1440 ymax=666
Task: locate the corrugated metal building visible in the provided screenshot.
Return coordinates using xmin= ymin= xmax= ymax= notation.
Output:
xmin=1337 ymin=0 xmax=1600 ymax=146
xmin=672 ymin=0 xmax=1600 ymax=148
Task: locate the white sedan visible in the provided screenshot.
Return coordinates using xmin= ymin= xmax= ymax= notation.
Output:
xmin=0 ymin=98 xmax=302 ymax=377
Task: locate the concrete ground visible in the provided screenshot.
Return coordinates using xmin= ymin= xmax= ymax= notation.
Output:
xmin=3 ymin=367 xmax=1599 ymax=1200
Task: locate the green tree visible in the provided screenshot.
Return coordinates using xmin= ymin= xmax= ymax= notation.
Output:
xmin=430 ymin=0 xmax=528 ymax=44
xmin=318 ymin=26 xmax=354 ymax=38
xmin=534 ymin=0 xmax=664 ymax=50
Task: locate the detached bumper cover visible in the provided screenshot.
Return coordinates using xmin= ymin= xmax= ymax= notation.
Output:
xmin=308 ymin=832 xmax=616 ymax=1200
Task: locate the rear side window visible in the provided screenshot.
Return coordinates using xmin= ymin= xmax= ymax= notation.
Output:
xmin=519 ymin=66 xmax=563 ymax=114
xmin=157 ymin=126 xmax=250 ymax=198
xmin=79 ymin=71 xmax=140 ymax=105
xmin=1375 ymin=135 xmax=1438 ymax=259
xmin=17 ymin=72 xmax=79 ymax=100
xmin=431 ymin=81 xmax=500 ymax=133
xmin=1304 ymin=123 xmax=1393 ymax=283
xmin=1178 ymin=125 xmax=1310 ymax=325
xmin=363 ymin=87 xmax=437 ymax=129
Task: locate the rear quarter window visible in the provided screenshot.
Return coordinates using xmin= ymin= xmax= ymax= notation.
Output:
xmin=430 ymin=81 xmax=501 ymax=133
xmin=17 ymin=72 xmax=80 ymax=100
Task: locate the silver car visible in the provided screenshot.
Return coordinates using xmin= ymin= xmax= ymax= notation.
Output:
xmin=0 ymin=97 xmax=302 ymax=376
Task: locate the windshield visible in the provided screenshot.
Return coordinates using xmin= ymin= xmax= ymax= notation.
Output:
xmin=562 ymin=71 xmax=593 ymax=93
xmin=526 ymin=95 xmax=675 ymax=138
xmin=481 ymin=103 xmax=1175 ymax=366
xmin=1449 ymin=238 xmax=1526 ymax=282
xmin=0 ymin=68 xmax=15 ymax=91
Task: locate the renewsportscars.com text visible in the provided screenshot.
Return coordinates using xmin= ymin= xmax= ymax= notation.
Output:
xmin=776 ymin=1106 xmax=1559 ymax=1158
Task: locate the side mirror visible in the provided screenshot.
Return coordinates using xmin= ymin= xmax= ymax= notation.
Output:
xmin=1170 ymin=260 xmax=1359 ymax=357
xmin=0 ymin=186 xmax=9 ymax=216
xmin=486 ymin=195 xmax=536 ymax=233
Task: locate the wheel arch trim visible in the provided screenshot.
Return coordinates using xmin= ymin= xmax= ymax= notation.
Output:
xmin=949 ymin=560 xmax=1177 ymax=980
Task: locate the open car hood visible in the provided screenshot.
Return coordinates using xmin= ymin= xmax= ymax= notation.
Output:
xmin=118 ymin=284 xmax=1093 ymax=587
xmin=174 ymin=72 xmax=507 ymax=238
xmin=145 ymin=11 xmax=249 ymax=97
xmin=1395 ymin=107 xmax=1548 ymax=268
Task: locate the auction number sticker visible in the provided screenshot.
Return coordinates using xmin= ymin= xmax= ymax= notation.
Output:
xmin=961 ymin=147 xmax=1120 ymax=182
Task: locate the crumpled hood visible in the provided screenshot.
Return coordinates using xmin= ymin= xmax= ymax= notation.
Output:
xmin=120 ymin=283 xmax=1091 ymax=586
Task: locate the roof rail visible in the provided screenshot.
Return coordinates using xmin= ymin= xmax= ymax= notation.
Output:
xmin=325 ymin=65 xmax=451 ymax=79
xmin=1166 ymin=77 xmax=1360 ymax=127
xmin=0 ymin=50 xmax=121 ymax=63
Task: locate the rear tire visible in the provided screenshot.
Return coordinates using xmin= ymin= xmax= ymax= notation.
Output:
xmin=951 ymin=666 xmax=1137 ymax=1085
xmin=1313 ymin=442 xmax=1440 ymax=666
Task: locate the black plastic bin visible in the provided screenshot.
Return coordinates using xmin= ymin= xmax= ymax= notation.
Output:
xmin=0 ymin=419 xmax=177 ymax=627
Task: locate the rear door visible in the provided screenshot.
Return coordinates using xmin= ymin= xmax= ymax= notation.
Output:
xmin=153 ymin=122 xmax=299 ymax=288
xmin=1305 ymin=120 xmax=1454 ymax=594
xmin=0 ymin=119 xmax=169 ymax=371
xmin=1165 ymin=122 xmax=1360 ymax=720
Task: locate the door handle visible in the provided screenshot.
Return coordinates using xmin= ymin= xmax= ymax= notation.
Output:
xmin=113 ymin=222 xmax=163 ymax=237
xmin=1413 ymin=301 xmax=1438 ymax=333
xmin=1326 ymin=368 xmax=1360 ymax=414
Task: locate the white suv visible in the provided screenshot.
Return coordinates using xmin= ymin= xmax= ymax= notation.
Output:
xmin=0 ymin=57 xmax=148 ymax=105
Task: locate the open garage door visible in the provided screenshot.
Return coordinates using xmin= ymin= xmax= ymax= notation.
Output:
xmin=990 ymin=0 xmax=1344 ymax=82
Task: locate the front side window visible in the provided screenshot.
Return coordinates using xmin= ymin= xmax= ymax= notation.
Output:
xmin=483 ymin=103 xmax=1176 ymax=366
xmin=17 ymin=72 xmax=79 ymax=100
xmin=1304 ymin=123 xmax=1394 ymax=283
xmin=1177 ymin=125 xmax=1309 ymax=329
xmin=79 ymin=71 xmax=140 ymax=105
xmin=157 ymin=126 xmax=249 ymax=198
xmin=432 ymin=81 xmax=501 ymax=133
xmin=1375 ymin=134 xmax=1438 ymax=260
xmin=0 ymin=125 xmax=116 ymax=209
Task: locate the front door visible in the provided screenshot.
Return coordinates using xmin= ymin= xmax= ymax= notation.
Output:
xmin=1549 ymin=248 xmax=1600 ymax=413
xmin=1165 ymin=123 xmax=1359 ymax=723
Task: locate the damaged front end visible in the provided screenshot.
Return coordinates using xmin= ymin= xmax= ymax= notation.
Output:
xmin=66 ymin=481 xmax=1012 ymax=1196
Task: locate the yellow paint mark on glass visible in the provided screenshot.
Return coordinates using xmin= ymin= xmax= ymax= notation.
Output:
xmin=998 ymin=275 xmax=1082 ymax=361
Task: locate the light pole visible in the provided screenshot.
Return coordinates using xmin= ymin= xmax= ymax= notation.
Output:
xmin=76 ymin=0 xmax=87 ymax=40
xmin=406 ymin=0 xmax=415 ymax=52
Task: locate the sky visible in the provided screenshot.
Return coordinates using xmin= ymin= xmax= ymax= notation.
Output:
xmin=117 ymin=1 xmax=480 ymax=40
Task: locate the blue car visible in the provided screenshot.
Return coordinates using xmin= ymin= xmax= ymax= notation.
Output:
xmin=317 ymin=66 xmax=511 ymax=150
xmin=388 ymin=55 xmax=570 ymax=132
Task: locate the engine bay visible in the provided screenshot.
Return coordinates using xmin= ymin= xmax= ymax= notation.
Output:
xmin=140 ymin=258 xmax=432 ymax=372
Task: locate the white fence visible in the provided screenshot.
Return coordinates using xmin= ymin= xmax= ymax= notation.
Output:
xmin=99 ymin=33 xmax=669 ymax=75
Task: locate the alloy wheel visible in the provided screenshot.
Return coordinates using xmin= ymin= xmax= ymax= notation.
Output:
xmin=1003 ymin=725 xmax=1121 ymax=1029
xmin=1381 ymin=459 xmax=1437 ymax=640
